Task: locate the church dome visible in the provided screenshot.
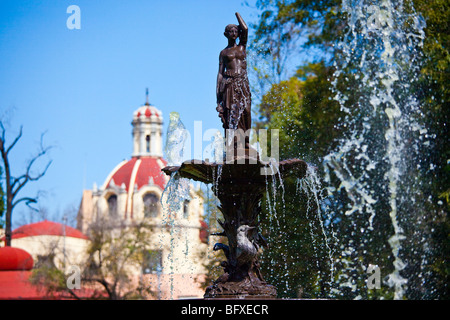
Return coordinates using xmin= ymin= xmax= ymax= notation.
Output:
xmin=105 ymin=91 xmax=167 ymax=192
xmin=104 ymin=156 xmax=168 ymax=192
xmin=87 ymin=91 xmax=170 ymax=221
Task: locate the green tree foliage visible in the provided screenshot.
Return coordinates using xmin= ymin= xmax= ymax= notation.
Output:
xmin=256 ymin=62 xmax=343 ymax=161
xmin=249 ymin=0 xmax=344 ymax=100
xmin=30 ymin=220 xmax=157 ymax=300
xmin=412 ymin=0 xmax=450 ymax=299
xmin=253 ymin=0 xmax=343 ymax=53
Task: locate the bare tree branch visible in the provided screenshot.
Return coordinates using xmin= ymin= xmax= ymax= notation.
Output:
xmin=66 ymin=288 xmax=82 ymax=300
xmin=0 ymin=121 xmax=6 ymax=146
xmin=11 ymin=160 xmax=52 ymax=199
xmin=11 ymin=197 xmax=37 ymax=210
xmin=0 ymin=119 xmax=53 ymax=246
xmin=6 ymin=126 xmax=23 ymax=155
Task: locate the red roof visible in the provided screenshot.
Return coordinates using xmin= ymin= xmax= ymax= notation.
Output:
xmin=106 ymin=156 xmax=168 ymax=192
xmin=0 ymin=248 xmax=104 ymax=300
xmin=0 ymin=270 xmax=103 ymax=300
xmin=0 ymin=271 xmax=44 ymax=299
xmin=10 ymin=220 xmax=89 ymax=240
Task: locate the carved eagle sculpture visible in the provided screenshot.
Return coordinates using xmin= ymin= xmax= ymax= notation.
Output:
xmin=213 ymin=224 xmax=260 ymax=268
xmin=236 ymin=225 xmax=258 ymax=266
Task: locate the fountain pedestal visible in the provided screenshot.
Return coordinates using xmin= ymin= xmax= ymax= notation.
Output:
xmin=162 ymin=154 xmax=307 ymax=299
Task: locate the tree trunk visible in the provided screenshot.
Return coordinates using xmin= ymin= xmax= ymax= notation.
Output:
xmin=2 ymin=144 xmax=12 ymax=247
xmin=4 ymin=204 xmax=11 ymax=246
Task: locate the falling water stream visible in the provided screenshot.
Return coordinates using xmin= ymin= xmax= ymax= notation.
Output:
xmin=160 ymin=112 xmax=192 ymax=299
xmin=263 ymin=161 xmax=335 ymax=296
xmin=324 ymin=0 xmax=426 ymax=299
xmin=297 ymin=167 xmax=335 ymax=284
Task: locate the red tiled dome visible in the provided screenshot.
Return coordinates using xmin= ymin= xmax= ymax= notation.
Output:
xmin=134 ymin=105 xmax=161 ymax=119
xmin=105 ymin=156 xmax=168 ymax=192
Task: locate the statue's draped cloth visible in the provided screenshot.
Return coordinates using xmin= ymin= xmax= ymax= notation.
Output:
xmin=217 ymin=70 xmax=251 ymax=131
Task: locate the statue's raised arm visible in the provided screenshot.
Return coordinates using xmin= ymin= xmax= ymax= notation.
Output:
xmin=235 ymin=12 xmax=248 ymax=46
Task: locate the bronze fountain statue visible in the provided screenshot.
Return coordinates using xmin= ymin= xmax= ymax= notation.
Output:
xmin=216 ymin=12 xmax=251 ymax=133
xmin=162 ymin=13 xmax=307 ymax=299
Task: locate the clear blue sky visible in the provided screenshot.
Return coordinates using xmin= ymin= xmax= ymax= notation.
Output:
xmin=0 ymin=0 xmax=262 ymax=227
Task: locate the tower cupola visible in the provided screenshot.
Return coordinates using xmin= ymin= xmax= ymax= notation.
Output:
xmin=131 ymin=89 xmax=163 ymax=157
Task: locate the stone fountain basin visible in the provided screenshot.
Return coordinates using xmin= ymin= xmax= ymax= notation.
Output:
xmin=161 ymin=158 xmax=308 ymax=184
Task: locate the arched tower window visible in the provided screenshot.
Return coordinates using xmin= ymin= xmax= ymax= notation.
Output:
xmin=183 ymin=200 xmax=190 ymax=219
xmin=107 ymin=194 xmax=118 ymax=217
xmin=146 ymin=135 xmax=150 ymax=153
xmin=143 ymin=193 xmax=159 ymax=218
